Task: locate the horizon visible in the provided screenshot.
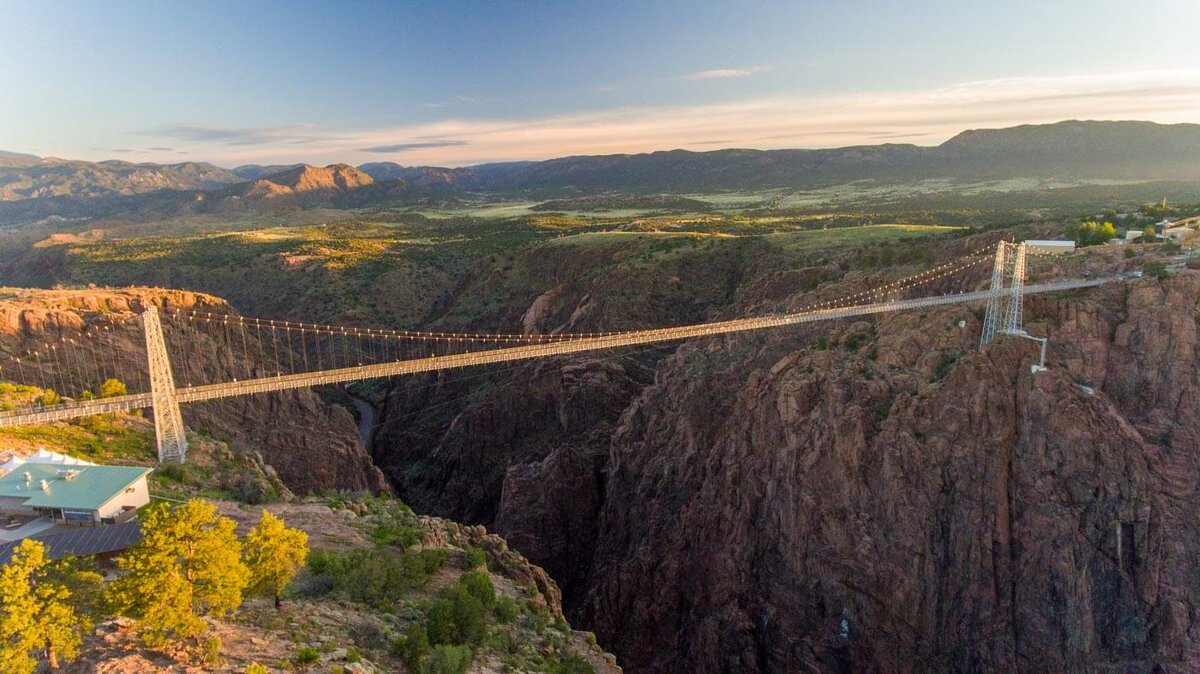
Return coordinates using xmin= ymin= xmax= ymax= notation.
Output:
xmin=5 ymin=118 xmax=1198 ymax=171
xmin=3 ymin=0 xmax=1199 ymax=167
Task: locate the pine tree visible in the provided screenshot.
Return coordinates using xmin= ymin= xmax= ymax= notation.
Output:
xmin=106 ymin=499 xmax=250 ymax=647
xmin=0 ymin=541 xmax=39 ymax=674
xmin=244 ymin=510 xmax=309 ymax=609
xmin=0 ymin=540 xmax=83 ymax=672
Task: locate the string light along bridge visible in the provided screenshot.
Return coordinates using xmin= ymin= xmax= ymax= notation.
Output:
xmin=0 ymin=241 xmax=1115 ymax=464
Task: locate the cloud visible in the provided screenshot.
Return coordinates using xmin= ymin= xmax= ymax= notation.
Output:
xmin=360 ymin=140 xmax=469 ymax=153
xmin=135 ymin=70 xmax=1200 ymax=166
xmin=148 ymin=146 xmax=173 ymax=151
xmin=151 ymin=123 xmax=320 ymax=146
xmin=682 ymin=65 xmax=772 ymax=81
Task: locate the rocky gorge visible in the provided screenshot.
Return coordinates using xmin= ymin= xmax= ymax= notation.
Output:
xmin=370 ymin=241 xmax=1200 ymax=672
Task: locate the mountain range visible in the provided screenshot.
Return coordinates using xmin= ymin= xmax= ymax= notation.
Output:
xmin=1 ymin=120 xmax=1197 ymax=206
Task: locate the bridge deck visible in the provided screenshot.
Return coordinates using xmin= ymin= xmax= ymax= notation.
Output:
xmin=0 ymin=277 xmax=1107 ymax=427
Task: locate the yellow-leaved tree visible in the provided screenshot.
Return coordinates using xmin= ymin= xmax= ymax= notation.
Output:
xmin=106 ymin=499 xmax=249 ymax=647
xmin=244 ymin=510 xmax=309 ymax=609
xmin=0 ymin=539 xmax=83 ymax=672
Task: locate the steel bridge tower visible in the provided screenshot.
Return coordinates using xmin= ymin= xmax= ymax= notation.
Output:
xmin=142 ymin=306 xmax=188 ymax=464
xmin=979 ymin=242 xmax=1028 ymax=349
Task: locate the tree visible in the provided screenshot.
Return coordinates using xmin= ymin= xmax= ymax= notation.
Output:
xmin=1074 ymin=220 xmax=1116 ymax=247
xmin=243 ymin=510 xmax=309 ymax=609
xmin=97 ymin=378 xmax=127 ymax=399
xmin=0 ymin=540 xmax=84 ymax=672
xmin=1143 ymin=260 xmax=1169 ymax=279
xmin=106 ymin=499 xmax=249 ymax=647
xmin=1142 ymin=225 xmax=1158 ymax=242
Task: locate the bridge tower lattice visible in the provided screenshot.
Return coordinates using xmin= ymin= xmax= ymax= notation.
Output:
xmin=142 ymin=306 xmax=188 ymax=464
xmin=979 ymin=242 xmax=1028 ymax=349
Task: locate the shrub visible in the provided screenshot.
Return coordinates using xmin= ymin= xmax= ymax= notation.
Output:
xmin=1124 ymin=247 xmax=1137 ymax=259
xmin=459 ymin=571 xmax=496 ymax=608
xmin=1074 ymin=220 xmax=1116 ymax=247
xmin=426 ymin=586 xmax=488 ymax=646
xmin=345 ymin=647 xmax=361 ymax=663
xmin=930 ymin=354 xmax=958 ymax=382
xmin=425 ymin=644 xmax=473 ymax=674
xmin=463 ymin=545 xmax=487 ymax=570
xmin=1144 ymin=260 xmax=1169 ymax=279
xmin=245 ymin=664 xmax=268 ymax=674
xmin=352 ymin=619 xmax=386 ymax=650
xmin=371 ymin=522 xmax=422 ymax=548
xmin=393 ymin=622 xmax=430 ymax=673
xmin=203 ymin=637 xmax=222 ymax=666
xmin=494 ymin=595 xmax=519 ymax=624
xmin=294 ymin=646 xmax=320 ymax=665
xmin=547 ymin=653 xmax=596 ymax=674
xmin=307 ymin=547 xmax=447 ymax=606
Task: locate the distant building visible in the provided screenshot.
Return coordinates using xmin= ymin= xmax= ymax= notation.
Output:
xmin=0 ymin=464 xmax=151 ymax=525
xmin=1164 ymin=226 xmax=1192 ymax=241
xmin=1024 ymin=240 xmax=1075 ymax=254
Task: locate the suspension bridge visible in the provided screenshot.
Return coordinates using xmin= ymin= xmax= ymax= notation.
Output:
xmin=0 ymin=241 xmax=1115 ymax=464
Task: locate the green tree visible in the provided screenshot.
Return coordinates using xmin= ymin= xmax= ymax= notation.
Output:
xmin=1143 ymin=260 xmax=1169 ymax=279
xmin=106 ymin=499 xmax=250 ymax=647
xmin=425 ymin=644 xmax=472 ymax=674
xmin=1142 ymin=225 xmax=1158 ymax=242
xmin=0 ymin=540 xmax=84 ymax=672
xmin=458 ymin=571 xmax=495 ymax=609
xmin=244 ymin=510 xmax=309 ymax=609
xmin=1074 ymin=220 xmax=1116 ymax=247
xmin=394 ymin=621 xmax=430 ymax=673
xmin=97 ymin=378 xmax=127 ymax=398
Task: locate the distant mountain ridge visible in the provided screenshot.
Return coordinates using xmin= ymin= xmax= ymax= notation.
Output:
xmin=0 ymin=156 xmax=241 ymax=200
xmin=219 ymin=163 xmax=374 ymax=199
xmin=2 ymin=120 xmax=1198 ymax=202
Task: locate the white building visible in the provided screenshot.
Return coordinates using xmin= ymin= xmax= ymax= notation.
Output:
xmin=1024 ymin=240 xmax=1076 ymax=254
xmin=0 ymin=449 xmax=95 ymax=477
xmin=0 ymin=464 xmax=151 ymax=525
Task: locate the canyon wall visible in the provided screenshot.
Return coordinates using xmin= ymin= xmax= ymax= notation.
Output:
xmin=0 ymin=287 xmax=388 ymax=494
xmin=376 ymin=266 xmax=1200 ymax=672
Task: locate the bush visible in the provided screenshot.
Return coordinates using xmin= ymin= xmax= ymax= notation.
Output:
xmin=1074 ymin=220 xmax=1116 ymax=247
xmin=1124 ymin=247 xmax=1138 ymax=259
xmin=494 ymin=595 xmax=519 ymax=624
xmin=463 ymin=545 xmax=487 ymax=570
xmin=203 ymin=637 xmax=222 ymax=666
xmin=294 ymin=646 xmax=320 ymax=665
xmin=1144 ymin=260 xmax=1169 ymax=279
xmin=307 ymin=548 xmax=448 ymax=606
xmin=548 ymin=653 xmax=596 ymax=674
xmin=393 ymin=622 xmax=430 ymax=673
xmin=345 ymin=647 xmax=361 ymax=663
xmin=426 ymin=585 xmax=488 ymax=646
xmin=246 ymin=664 xmax=268 ymax=674
xmin=425 ymin=644 xmax=473 ymax=674
xmin=371 ymin=522 xmax=422 ymax=548
xmin=459 ymin=571 xmax=496 ymax=608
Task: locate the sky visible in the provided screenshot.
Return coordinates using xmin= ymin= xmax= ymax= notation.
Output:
xmin=1 ymin=0 xmax=1198 ymax=167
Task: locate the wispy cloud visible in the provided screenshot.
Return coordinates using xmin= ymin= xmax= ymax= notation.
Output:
xmin=682 ymin=65 xmax=772 ymax=81
xmin=360 ymin=140 xmax=468 ymax=153
xmin=139 ymin=70 xmax=1200 ymax=166
xmin=151 ymin=123 xmax=321 ymax=146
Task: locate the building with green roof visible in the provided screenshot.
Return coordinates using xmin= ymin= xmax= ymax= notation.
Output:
xmin=0 ymin=463 xmax=152 ymax=525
